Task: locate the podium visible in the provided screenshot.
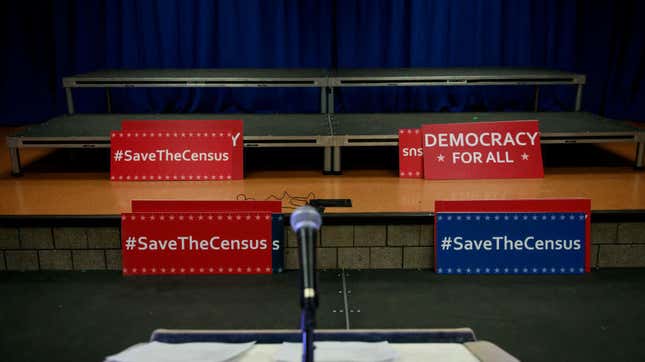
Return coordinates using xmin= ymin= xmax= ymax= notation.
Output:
xmin=150 ymin=328 xmax=519 ymax=361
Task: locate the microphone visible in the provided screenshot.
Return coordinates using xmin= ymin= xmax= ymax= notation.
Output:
xmin=290 ymin=205 xmax=322 ymax=362
xmin=290 ymin=205 xmax=322 ymax=308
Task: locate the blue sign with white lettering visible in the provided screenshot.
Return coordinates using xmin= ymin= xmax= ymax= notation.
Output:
xmin=435 ymin=212 xmax=587 ymax=274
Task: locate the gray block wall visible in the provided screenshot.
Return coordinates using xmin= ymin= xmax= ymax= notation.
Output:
xmin=285 ymin=224 xmax=434 ymax=270
xmin=1 ymin=227 xmax=121 ymax=271
xmin=1 ymin=221 xmax=644 ymax=271
xmin=594 ymin=222 xmax=645 ymax=267
xmin=284 ymin=221 xmax=645 ymax=270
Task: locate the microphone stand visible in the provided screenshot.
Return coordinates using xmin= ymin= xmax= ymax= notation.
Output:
xmin=298 ymin=226 xmax=318 ymax=362
xmin=301 ymin=301 xmax=315 ymax=362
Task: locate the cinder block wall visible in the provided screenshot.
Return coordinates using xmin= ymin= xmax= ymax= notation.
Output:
xmin=283 ymin=222 xmax=645 ymax=270
xmin=592 ymin=223 xmax=645 ymax=267
xmin=0 ymin=227 xmax=122 ymax=271
xmin=283 ymin=224 xmax=434 ymax=270
xmin=1 ymin=221 xmax=644 ymax=271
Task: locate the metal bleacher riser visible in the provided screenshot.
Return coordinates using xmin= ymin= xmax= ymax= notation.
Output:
xmin=329 ymin=67 xmax=587 ymax=113
xmin=61 ymin=69 xmax=331 ymax=114
xmin=6 ymin=68 xmax=644 ymax=175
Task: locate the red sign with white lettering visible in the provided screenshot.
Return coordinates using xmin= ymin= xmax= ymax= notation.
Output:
xmin=110 ymin=130 xmax=238 ymax=181
xmin=399 ymin=128 xmax=423 ymax=178
xmin=121 ymin=212 xmax=273 ymax=275
xmin=422 ymin=121 xmax=543 ymax=180
xmin=120 ymin=120 xmax=244 ymax=180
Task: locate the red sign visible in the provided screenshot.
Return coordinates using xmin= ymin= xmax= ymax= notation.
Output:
xmin=435 ymin=199 xmax=591 ymax=271
xmin=422 ymin=121 xmax=543 ymax=180
xmin=121 ymin=212 xmax=273 ymax=275
xmin=131 ymin=200 xmax=282 ymax=213
xmin=399 ymin=128 xmax=423 ymax=178
xmin=121 ymin=120 xmax=244 ymax=180
xmin=110 ymin=131 xmax=237 ymax=181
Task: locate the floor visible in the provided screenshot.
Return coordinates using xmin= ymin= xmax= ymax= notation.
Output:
xmin=1 ymin=269 xmax=644 ymax=362
xmin=1 ymin=125 xmax=644 ymax=215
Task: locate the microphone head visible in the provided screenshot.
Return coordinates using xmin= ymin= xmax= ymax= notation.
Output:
xmin=290 ymin=205 xmax=322 ymax=232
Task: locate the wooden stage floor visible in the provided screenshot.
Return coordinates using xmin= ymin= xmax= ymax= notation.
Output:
xmin=2 ymin=128 xmax=644 ymax=215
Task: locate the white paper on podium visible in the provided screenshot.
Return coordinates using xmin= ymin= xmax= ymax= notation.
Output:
xmin=273 ymin=341 xmax=399 ymax=362
xmin=105 ymin=341 xmax=256 ymax=362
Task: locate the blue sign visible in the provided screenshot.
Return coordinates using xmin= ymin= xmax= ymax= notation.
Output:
xmin=272 ymin=214 xmax=284 ymax=273
xmin=435 ymin=212 xmax=587 ymax=274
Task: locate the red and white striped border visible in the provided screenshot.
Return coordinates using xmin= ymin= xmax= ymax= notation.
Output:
xmin=123 ymin=266 xmax=273 ymax=275
xmin=121 ymin=212 xmax=272 ymax=222
xmin=111 ymin=131 xmax=232 ymax=139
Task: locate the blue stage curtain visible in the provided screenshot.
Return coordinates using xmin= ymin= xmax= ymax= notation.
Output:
xmin=333 ymin=0 xmax=645 ymax=118
xmin=0 ymin=0 xmax=643 ymax=125
xmin=0 ymin=0 xmax=333 ymax=123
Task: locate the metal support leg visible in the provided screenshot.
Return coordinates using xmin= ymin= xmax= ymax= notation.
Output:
xmin=333 ymin=146 xmax=341 ymax=173
xmin=323 ymin=147 xmax=332 ymax=173
xmin=320 ymin=88 xmax=327 ymax=114
xmin=106 ymin=88 xmax=112 ymax=113
xmin=65 ymin=87 xmax=75 ymax=114
xmin=636 ymin=138 xmax=644 ymax=170
xmin=243 ymin=147 xmax=248 ymax=178
xmin=9 ymin=147 xmax=22 ymax=176
xmin=328 ymin=87 xmax=334 ymax=114
xmin=533 ymin=86 xmax=540 ymax=112
xmin=575 ymin=84 xmax=583 ymax=111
